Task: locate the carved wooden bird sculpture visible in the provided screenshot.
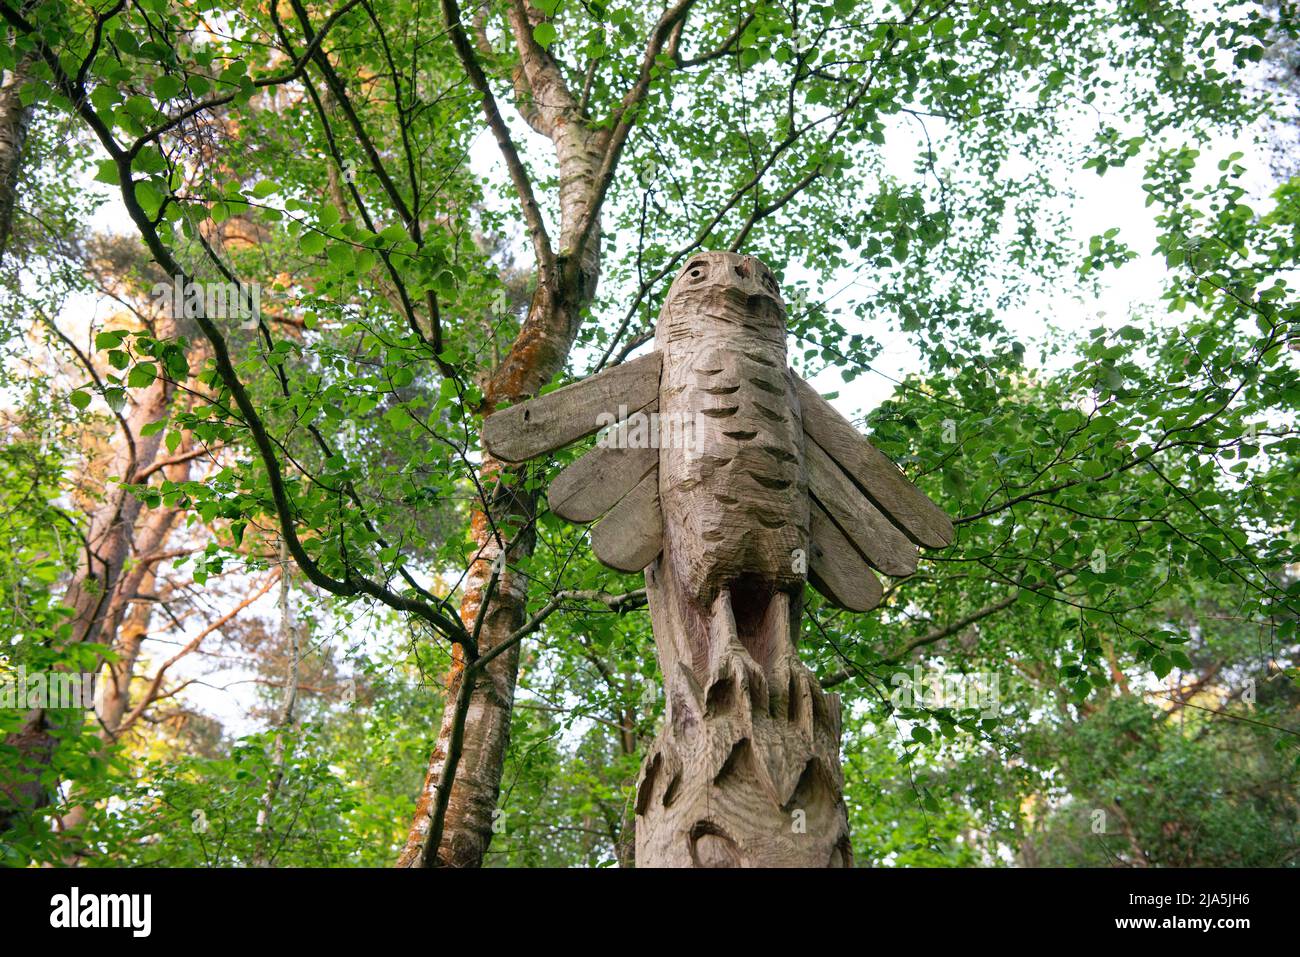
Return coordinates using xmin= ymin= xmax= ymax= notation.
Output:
xmin=482 ymin=251 xmax=953 ymax=867
xmin=482 ymin=251 xmax=951 ymax=607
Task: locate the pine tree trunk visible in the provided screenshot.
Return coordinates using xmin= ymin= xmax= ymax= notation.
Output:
xmin=0 ymin=350 xmax=175 ymax=842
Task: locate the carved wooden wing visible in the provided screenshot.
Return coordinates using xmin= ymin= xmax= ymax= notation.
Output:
xmin=795 ymin=375 xmax=954 ymax=613
xmin=480 ymin=351 xmax=666 ymax=572
xmin=480 ymin=352 xmax=953 ymax=609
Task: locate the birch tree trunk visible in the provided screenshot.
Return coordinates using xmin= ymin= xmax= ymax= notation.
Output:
xmin=397 ymin=256 xmax=599 ymax=867
xmin=398 ymin=0 xmax=700 ymax=866
xmin=0 ymin=51 xmax=33 ymax=257
xmin=398 ymin=0 xmax=618 ymax=867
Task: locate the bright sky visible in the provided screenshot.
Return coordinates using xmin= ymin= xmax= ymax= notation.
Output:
xmin=466 ymin=88 xmax=1279 ymax=420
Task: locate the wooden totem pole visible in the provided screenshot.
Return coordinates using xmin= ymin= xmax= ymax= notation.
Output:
xmin=483 ymin=252 xmax=953 ymax=867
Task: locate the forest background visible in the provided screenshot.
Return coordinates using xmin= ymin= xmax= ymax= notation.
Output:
xmin=0 ymin=0 xmax=1297 ymax=867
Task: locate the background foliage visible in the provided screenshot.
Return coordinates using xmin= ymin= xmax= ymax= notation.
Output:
xmin=0 ymin=0 xmax=1296 ymax=867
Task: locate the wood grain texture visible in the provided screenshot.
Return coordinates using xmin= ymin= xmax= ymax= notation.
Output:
xmin=547 ymin=411 xmax=660 ymax=523
xmin=635 ymin=552 xmax=852 ymax=868
xmin=808 ymin=500 xmax=883 ymax=612
xmin=654 ymin=252 xmax=808 ymax=609
xmin=806 ymin=438 xmax=918 ymax=577
xmin=476 ymin=250 xmax=956 ymax=867
xmin=590 ymin=467 xmax=663 ymax=572
xmin=795 ymin=376 xmax=954 ymax=549
xmin=633 ymin=253 xmax=851 ymax=868
xmin=481 ymin=350 xmax=662 ymax=463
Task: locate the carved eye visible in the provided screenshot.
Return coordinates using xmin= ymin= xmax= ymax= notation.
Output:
xmin=761 ymin=273 xmax=778 ymax=294
xmin=685 ymin=260 xmax=708 ymax=283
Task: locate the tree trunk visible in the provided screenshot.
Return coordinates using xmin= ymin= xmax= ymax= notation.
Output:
xmin=398 ymin=210 xmax=605 ymax=864
xmin=94 ymin=505 xmax=182 ymax=737
xmin=0 ymin=51 xmax=34 ymax=257
xmin=0 ymin=349 xmax=175 ymax=842
xmin=396 ymin=475 xmax=530 ymax=867
xmin=400 ymin=0 xmax=697 ymax=866
xmin=55 ymin=505 xmax=182 ymax=853
xmin=632 ymin=549 xmax=853 ymax=867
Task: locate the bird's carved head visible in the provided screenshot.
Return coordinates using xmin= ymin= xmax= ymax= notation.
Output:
xmin=657 ymin=251 xmax=787 ymax=347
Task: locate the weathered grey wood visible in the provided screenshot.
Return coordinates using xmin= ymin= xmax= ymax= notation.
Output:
xmin=809 ymin=501 xmax=883 ymax=612
xmin=795 ymin=376 xmax=954 ymax=549
xmin=481 ymin=350 xmax=662 ymax=463
xmin=590 ymin=468 xmax=663 ymax=572
xmin=547 ymin=412 xmax=660 ymax=523
xmin=806 ymin=438 xmax=918 ymax=577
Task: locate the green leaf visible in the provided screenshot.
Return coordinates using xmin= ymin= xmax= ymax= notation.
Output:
xmin=533 ymin=23 xmax=557 ymax=47
xmin=154 ymin=74 xmax=183 ymax=100
xmin=90 ymin=84 xmax=119 ymax=114
xmin=1053 ymin=410 xmax=1083 ymax=432
xmin=301 ymin=231 xmax=326 ymax=255
xmin=128 ymin=362 xmax=158 ymax=389
xmin=69 ymin=390 xmax=91 ymax=410
xmin=327 ymin=243 xmax=353 ymax=268
xmin=93 ymin=159 xmax=120 ymax=185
